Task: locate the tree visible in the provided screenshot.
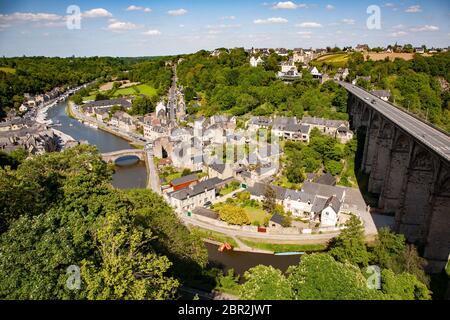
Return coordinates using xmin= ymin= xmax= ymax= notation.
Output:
xmin=262 ymin=184 xmax=276 ymax=213
xmin=218 ymin=204 xmax=250 ymax=225
xmin=81 ymin=211 xmax=178 ymax=300
xmin=0 ymin=146 xmax=207 ymax=299
xmin=239 ymin=265 xmax=292 ymax=300
xmin=130 ymin=95 xmax=156 ymax=115
xmin=380 ymin=269 xmax=430 ymax=300
xmin=329 ymin=215 xmax=369 ymax=267
xmin=287 ymin=254 xmax=380 ymax=300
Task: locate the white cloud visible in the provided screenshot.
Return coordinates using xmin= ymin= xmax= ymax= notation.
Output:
xmin=221 ymin=16 xmax=236 ymax=20
xmin=297 ymin=31 xmax=312 ymax=35
xmin=82 ymin=8 xmax=112 ymax=18
xmin=179 ymin=24 xmax=185 ymax=28
xmin=142 ymin=29 xmax=161 ymax=36
xmin=254 ymin=17 xmax=288 ymax=24
xmin=384 ymin=3 xmax=395 ymax=7
xmin=341 ymin=18 xmax=355 ymax=25
xmin=168 ymin=9 xmax=188 ymax=16
xmin=410 ymin=25 xmax=439 ymax=32
xmin=272 ymin=1 xmax=307 ymax=9
xmin=389 ymin=31 xmax=408 ymax=37
xmin=392 ymin=24 xmax=405 ymax=29
xmin=105 ymin=21 xmax=140 ymax=32
xmin=325 ymin=4 xmax=335 ymax=10
xmin=296 ymin=21 xmax=322 ymax=28
xmin=405 ymin=5 xmax=422 ymax=13
xmin=126 ymin=5 xmax=152 ymax=13
xmin=207 ymin=24 xmax=241 ymax=29
xmin=0 ymin=12 xmax=62 ymax=24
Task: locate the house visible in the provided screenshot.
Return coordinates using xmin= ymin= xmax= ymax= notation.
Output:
xmin=283 ymin=123 xmax=311 ymax=143
xmin=301 ymin=116 xmax=353 ymax=143
xmin=207 ymin=163 xmax=234 ymax=180
xmin=272 ymin=117 xmax=298 ymax=137
xmin=315 ymin=173 xmax=336 ymax=186
xmin=352 ymin=75 xmax=371 ymax=85
xmin=278 ymin=60 xmax=300 ymax=79
xmin=269 ymin=214 xmax=284 ymax=229
xmin=309 ymin=66 xmax=322 ymax=78
xmin=415 ymin=47 xmax=425 ymax=54
xmin=170 ymin=173 xmax=199 ymax=191
xmin=166 ymin=177 xmax=223 ymax=213
xmin=370 ymin=90 xmax=391 ymax=102
xmin=96 ymin=109 xmax=109 ymax=122
xmin=84 ymin=98 xmax=132 ymax=110
xmin=355 ymin=44 xmax=369 ymax=52
xmin=250 ymin=56 xmax=264 ymax=67
xmin=334 ymin=68 xmax=349 ymax=81
xmin=247 ymin=181 xmax=346 ymax=226
xmin=312 ymin=195 xmax=341 ymax=227
xmin=143 ymin=124 xmax=166 ymax=140
xmin=247 ymin=116 xmax=272 ymax=131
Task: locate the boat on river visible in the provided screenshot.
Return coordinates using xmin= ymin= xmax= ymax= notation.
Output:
xmin=218 ymin=242 xmax=233 ymax=252
xmin=274 ymin=252 xmax=304 ymax=256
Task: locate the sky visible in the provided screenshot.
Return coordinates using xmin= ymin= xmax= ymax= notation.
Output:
xmin=0 ymin=0 xmax=448 ymax=57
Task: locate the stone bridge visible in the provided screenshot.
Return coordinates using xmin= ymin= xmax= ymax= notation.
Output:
xmin=101 ymin=149 xmax=146 ymax=163
xmin=340 ymin=81 xmax=450 ymax=272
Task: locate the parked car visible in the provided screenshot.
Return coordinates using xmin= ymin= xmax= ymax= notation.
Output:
xmin=203 ymin=201 xmax=212 ymax=208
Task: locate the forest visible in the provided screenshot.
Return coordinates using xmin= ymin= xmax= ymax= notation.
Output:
xmin=177 ymin=48 xmax=349 ymax=120
xmin=347 ymin=51 xmax=450 ymax=132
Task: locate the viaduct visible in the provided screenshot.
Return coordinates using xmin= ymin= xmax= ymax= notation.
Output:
xmin=340 ymin=81 xmax=450 ymax=272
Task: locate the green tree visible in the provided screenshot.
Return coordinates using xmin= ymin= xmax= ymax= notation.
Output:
xmin=329 ymin=215 xmax=369 ymax=267
xmin=239 ymin=265 xmax=292 ymax=300
xmin=81 ymin=211 xmax=178 ymax=300
xmin=218 ymin=204 xmax=250 ymax=225
xmin=262 ymin=184 xmax=276 ymax=213
xmin=287 ymin=254 xmax=380 ymax=300
xmin=380 ymin=269 xmax=431 ymax=300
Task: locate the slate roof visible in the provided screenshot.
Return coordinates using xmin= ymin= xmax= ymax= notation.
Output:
xmin=270 ymin=213 xmax=284 ymax=225
xmin=168 ymin=177 xmax=223 ymax=200
xmin=302 ymin=116 xmax=348 ymax=128
xmin=171 ymin=174 xmax=199 ymax=186
xmin=301 ymin=181 xmax=345 ymax=200
xmin=85 ymin=98 xmax=132 ymax=109
xmin=315 ymin=173 xmax=336 ymax=186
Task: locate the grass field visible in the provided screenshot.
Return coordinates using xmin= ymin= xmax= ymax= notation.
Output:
xmin=83 ymin=83 xmax=157 ymax=101
xmin=239 ymin=238 xmax=327 ymax=252
xmin=0 ymin=67 xmax=16 ymax=74
xmin=314 ymin=53 xmax=350 ymax=68
xmin=190 ymin=227 xmax=238 ymax=247
xmin=243 ymin=206 xmax=269 ymax=225
xmin=111 ymin=84 xmax=157 ymax=97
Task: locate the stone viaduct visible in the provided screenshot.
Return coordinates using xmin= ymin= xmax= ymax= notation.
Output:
xmin=341 ymin=81 xmax=450 ymax=272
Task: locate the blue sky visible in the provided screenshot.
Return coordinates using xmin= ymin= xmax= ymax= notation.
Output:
xmin=0 ymin=0 xmax=448 ymax=56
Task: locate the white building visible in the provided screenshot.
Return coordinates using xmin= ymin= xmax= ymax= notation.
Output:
xmin=250 ymin=56 xmax=264 ymax=67
xmin=166 ymin=177 xmax=223 ymax=213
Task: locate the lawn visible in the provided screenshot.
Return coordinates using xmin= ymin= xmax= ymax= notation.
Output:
xmin=190 ymin=227 xmax=238 ymax=247
xmin=238 ymin=238 xmax=327 ymax=252
xmin=111 ymin=84 xmax=157 ymax=97
xmin=82 ymin=83 xmax=157 ymax=101
xmin=0 ymin=67 xmax=16 ymax=74
xmin=243 ymin=206 xmax=269 ymax=225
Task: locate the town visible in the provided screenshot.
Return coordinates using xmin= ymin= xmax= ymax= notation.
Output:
xmin=0 ymin=0 xmax=449 ymax=304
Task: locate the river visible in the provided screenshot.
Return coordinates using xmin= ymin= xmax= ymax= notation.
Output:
xmin=47 ymin=100 xmax=302 ymax=276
